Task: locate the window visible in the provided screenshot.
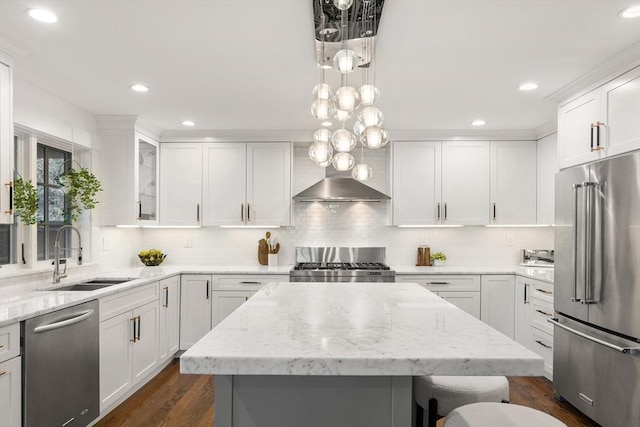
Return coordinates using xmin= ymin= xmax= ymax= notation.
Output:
xmin=37 ymin=144 xmax=71 ymax=261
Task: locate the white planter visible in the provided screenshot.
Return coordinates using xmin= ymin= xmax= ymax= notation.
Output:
xmin=432 ymin=260 xmax=445 ymax=267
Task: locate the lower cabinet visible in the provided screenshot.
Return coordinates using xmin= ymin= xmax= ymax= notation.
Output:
xmin=212 ymin=290 xmax=253 ymax=327
xmin=179 ymin=275 xmax=213 ymax=350
xmin=480 ymin=275 xmax=515 ymax=339
xmin=158 ymin=276 xmax=180 ymax=363
xmin=0 ymin=355 xmax=21 ymax=427
xmin=99 ymin=283 xmax=160 ymax=412
xmin=396 ymin=275 xmax=481 ymax=318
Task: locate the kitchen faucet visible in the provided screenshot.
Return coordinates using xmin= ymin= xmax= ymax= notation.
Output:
xmin=53 ymin=225 xmax=83 ymax=283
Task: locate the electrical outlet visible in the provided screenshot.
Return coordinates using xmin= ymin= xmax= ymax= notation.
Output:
xmin=505 ymin=233 xmax=515 ymax=246
xmin=185 ymin=236 xmax=193 ymax=248
xmin=102 ymin=238 xmax=111 ymax=251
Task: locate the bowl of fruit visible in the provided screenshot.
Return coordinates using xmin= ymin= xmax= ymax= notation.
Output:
xmin=138 ymin=249 xmax=167 ymax=266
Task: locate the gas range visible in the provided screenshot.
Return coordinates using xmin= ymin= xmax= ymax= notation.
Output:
xmin=289 ymin=247 xmax=395 ymax=282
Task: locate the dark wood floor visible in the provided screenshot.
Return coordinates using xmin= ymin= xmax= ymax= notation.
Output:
xmin=95 ymin=359 xmax=599 ymax=427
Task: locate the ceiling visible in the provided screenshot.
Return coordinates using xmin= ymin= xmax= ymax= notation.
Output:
xmin=0 ymin=1 xmax=639 ymax=134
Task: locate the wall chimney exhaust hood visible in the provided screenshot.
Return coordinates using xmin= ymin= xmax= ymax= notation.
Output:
xmin=293 ymin=167 xmax=390 ymax=202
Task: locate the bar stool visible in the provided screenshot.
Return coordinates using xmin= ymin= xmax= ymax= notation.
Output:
xmin=444 ymin=402 xmax=567 ymax=427
xmin=413 ymin=376 xmax=509 ymax=427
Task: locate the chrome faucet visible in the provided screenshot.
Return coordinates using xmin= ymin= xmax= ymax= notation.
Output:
xmin=53 ymin=225 xmax=83 ymax=283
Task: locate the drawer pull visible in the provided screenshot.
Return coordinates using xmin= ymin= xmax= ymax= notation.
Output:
xmin=535 ymin=339 xmax=551 ymax=349
xmin=163 ymin=286 xmax=169 ymax=308
xmin=536 ymin=288 xmax=553 ymax=295
xmin=535 ymin=309 xmax=553 ymax=317
xmin=0 ymin=344 xmax=4 ymax=349
xmin=427 ymin=281 xmax=451 ymax=285
xmin=240 ymin=281 xmax=262 ymax=284
xmin=0 ymin=370 xmax=6 ymax=377
xmin=130 ymin=318 xmax=137 ymax=342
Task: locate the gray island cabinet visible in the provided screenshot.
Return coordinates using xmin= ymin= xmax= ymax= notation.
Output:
xmin=180 ymin=282 xmax=543 ymax=427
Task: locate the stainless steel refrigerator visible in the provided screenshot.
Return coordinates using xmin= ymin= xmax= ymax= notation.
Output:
xmin=553 ymin=151 xmax=640 ymax=427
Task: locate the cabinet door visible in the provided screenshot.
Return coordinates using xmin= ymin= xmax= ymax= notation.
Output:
xmin=442 ymin=141 xmax=490 ymax=225
xmin=132 ymin=301 xmax=159 ymax=386
xmin=160 ymin=143 xmax=202 ymax=226
xmin=536 ymin=134 xmax=557 ymax=224
xmin=212 ymin=290 xmax=252 ymax=327
xmin=180 ymin=275 xmax=212 ymax=350
xmin=490 ymin=141 xmax=537 ymax=224
xmin=480 ymin=275 xmax=515 ymax=339
xmin=0 ymin=61 xmax=13 ymax=225
xmin=392 ymin=141 xmax=441 ymax=225
xmin=0 ymin=356 xmax=21 ymax=427
xmin=558 ymin=91 xmax=602 ymax=169
xmin=202 ymin=143 xmax=247 ymax=226
xmin=137 ymin=133 xmax=159 ymax=224
xmin=247 ymin=143 xmax=291 ymax=226
xmin=514 ymin=278 xmax=532 ymax=347
xmin=99 ymin=311 xmax=133 ymax=412
xmin=602 ymin=66 xmax=640 ymax=157
xmin=438 ymin=291 xmax=480 ymax=319
xmin=159 ymin=276 xmax=181 ymax=363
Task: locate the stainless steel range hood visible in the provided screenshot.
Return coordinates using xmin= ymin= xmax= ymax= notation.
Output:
xmin=293 ymin=168 xmax=390 ymax=202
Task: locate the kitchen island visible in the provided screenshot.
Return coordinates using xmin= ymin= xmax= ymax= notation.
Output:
xmin=181 ymin=282 xmax=543 ymax=427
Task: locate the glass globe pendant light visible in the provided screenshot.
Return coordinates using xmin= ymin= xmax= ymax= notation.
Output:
xmin=331 ymin=128 xmax=357 ymax=152
xmin=332 ymin=152 xmax=355 ymax=171
xmin=308 ymin=140 xmax=333 ymax=164
xmin=333 ymin=49 xmax=358 ymax=74
xmin=352 ymin=163 xmax=373 ymax=181
xmin=311 ymin=98 xmax=335 ymax=121
xmin=334 ymin=108 xmax=352 ymax=122
xmin=334 ymin=86 xmax=360 ymax=112
xmin=313 ymin=83 xmax=332 ymax=100
xmin=359 ymin=84 xmax=379 ymax=105
xmin=353 ymin=107 xmax=383 ymax=138
xmin=361 ymin=125 xmax=390 ymax=149
xmin=314 ymin=128 xmax=332 ymax=144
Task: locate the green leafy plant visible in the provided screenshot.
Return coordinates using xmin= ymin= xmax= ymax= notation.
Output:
xmin=13 ymin=177 xmax=38 ymax=225
xmin=57 ymin=167 xmax=103 ymax=222
xmin=430 ymin=252 xmax=447 ymax=261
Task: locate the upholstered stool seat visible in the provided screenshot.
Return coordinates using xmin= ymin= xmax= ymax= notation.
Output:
xmin=413 ymin=376 xmax=509 ymax=427
xmin=444 ymin=402 xmax=567 ymax=427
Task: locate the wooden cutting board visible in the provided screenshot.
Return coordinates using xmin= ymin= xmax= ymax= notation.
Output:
xmin=258 ymin=239 xmax=269 ymax=265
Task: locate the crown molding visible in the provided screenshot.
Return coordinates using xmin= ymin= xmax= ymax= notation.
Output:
xmin=389 ymin=128 xmax=537 ymax=141
xmin=533 ymin=120 xmax=557 ymax=140
xmin=0 ymin=37 xmax=28 ymax=62
xmin=95 ymin=115 xmax=139 ymax=130
xmin=160 ymin=129 xmax=312 ymax=143
xmin=546 ymin=42 xmax=640 ymax=105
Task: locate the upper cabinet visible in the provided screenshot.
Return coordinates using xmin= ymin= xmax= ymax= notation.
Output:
xmin=0 ymin=59 xmax=14 ymax=225
xmin=536 ymin=133 xmax=557 ymax=225
xmin=558 ymin=66 xmax=640 ymax=169
xmin=159 ymin=143 xmax=203 ymax=226
xmin=392 ymin=141 xmax=490 ymax=225
xmin=97 ymin=118 xmax=160 ymax=226
xmin=490 ymin=141 xmax=537 ymax=225
xmin=202 ymin=142 xmax=291 ymax=226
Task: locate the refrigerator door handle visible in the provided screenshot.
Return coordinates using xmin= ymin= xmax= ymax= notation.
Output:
xmin=548 ymin=318 xmax=640 ymax=354
xmin=583 ymin=182 xmax=598 ymax=304
xmin=571 ymin=183 xmax=582 ymax=302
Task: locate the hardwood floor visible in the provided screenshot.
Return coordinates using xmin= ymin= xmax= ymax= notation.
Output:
xmin=95 ymin=359 xmax=599 ymax=426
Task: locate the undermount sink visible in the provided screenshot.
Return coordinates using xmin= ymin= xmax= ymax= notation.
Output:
xmin=47 ymin=278 xmax=136 ymax=291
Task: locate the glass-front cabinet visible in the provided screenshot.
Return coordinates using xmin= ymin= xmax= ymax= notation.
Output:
xmin=137 ymin=135 xmax=158 ymax=222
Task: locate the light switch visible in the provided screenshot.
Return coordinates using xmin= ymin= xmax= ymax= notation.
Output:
xmin=103 ymin=238 xmax=111 ymax=251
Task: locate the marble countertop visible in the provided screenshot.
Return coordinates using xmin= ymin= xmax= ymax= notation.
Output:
xmin=391 ymin=265 xmax=554 ymax=283
xmin=180 ymin=282 xmax=544 ymax=376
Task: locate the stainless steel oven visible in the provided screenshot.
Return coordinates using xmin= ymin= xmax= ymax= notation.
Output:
xmin=290 ymin=247 xmax=395 ymax=282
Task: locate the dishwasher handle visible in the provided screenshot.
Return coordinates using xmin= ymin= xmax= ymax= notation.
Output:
xmin=34 ymin=309 xmax=95 ymax=334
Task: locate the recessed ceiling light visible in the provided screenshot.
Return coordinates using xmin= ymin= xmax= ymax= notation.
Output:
xmin=518 ymin=82 xmax=538 ymax=91
xmin=471 ymin=120 xmax=486 ymax=126
xmin=27 ymin=8 xmax=58 ymax=23
xmin=130 ymin=84 xmax=149 ymax=92
xmin=321 ymin=121 xmax=333 ymax=127
xmin=620 ymin=5 xmax=640 ymax=18
xmin=182 ymin=120 xmax=195 ymax=127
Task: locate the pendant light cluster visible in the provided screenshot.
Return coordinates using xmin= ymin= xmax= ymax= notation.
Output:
xmin=308 ymin=0 xmax=389 ymax=181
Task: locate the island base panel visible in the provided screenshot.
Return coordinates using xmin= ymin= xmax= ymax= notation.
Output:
xmin=214 ymin=375 xmax=412 ymax=427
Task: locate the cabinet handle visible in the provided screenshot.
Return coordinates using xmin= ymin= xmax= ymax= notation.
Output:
xmin=590 ymin=122 xmax=605 ymax=152
xmin=524 ymin=283 xmax=530 ymax=304
xmin=535 ymin=309 xmax=553 ymax=317
xmin=0 ymin=371 xmax=6 ymax=377
xmin=241 ymin=203 xmax=244 ymax=222
xmin=137 ymin=200 xmax=142 ymax=220
xmin=240 ymin=281 xmax=261 ymax=284
xmin=426 ymin=281 xmax=450 ymax=285
xmin=590 ymin=123 xmax=595 ymax=151
xmin=536 ymin=288 xmax=553 ymax=295
xmin=0 ymin=343 xmax=4 ymax=348
xmin=163 ymin=286 xmax=169 ymax=307
xmin=5 ymin=181 xmax=13 ymax=214
xmin=136 ymin=316 xmax=141 ymax=341
xmin=196 ymin=204 xmax=200 ymax=222
xmin=444 ymin=203 xmax=448 ymax=220
xmin=247 ymin=203 xmax=251 ymax=222
xmin=206 ymin=279 xmax=210 ymax=300
xmin=245 ymin=296 xmax=248 ymax=301
xmin=437 ymin=203 xmax=441 ymax=221
xmin=130 ymin=318 xmax=137 ymax=342
xmin=492 ymin=203 xmax=497 ymax=220
xmin=535 ymin=339 xmax=551 ymax=349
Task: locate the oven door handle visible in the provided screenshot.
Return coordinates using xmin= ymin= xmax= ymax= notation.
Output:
xmin=34 ymin=310 xmax=95 ymax=333
xmin=548 ymin=318 xmax=640 ymax=354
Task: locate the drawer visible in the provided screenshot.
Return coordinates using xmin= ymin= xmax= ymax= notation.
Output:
xmin=531 ymin=281 xmax=553 ymax=303
xmin=0 ymin=323 xmax=20 ymax=363
xmin=397 ymin=275 xmax=480 ymax=292
xmin=100 ymin=282 xmax=159 ymax=321
xmin=530 ymin=329 xmax=553 ymax=379
xmin=531 ymin=298 xmax=554 ymax=335
xmin=213 ymin=275 xmax=289 ymax=290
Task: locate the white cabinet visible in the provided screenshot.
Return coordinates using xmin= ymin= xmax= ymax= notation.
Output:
xmin=558 ymin=66 xmax=640 ymax=169
xmin=202 ymin=142 xmax=291 ymax=226
xmin=396 ymin=275 xmax=481 ymax=318
xmin=158 ymin=276 xmax=180 ymax=363
xmin=480 ymin=275 xmax=515 ymax=339
xmin=0 ymin=322 xmax=20 ymax=427
xmin=179 ymin=274 xmax=212 ymax=350
xmin=514 ymin=277 xmax=533 ymax=346
xmin=0 ymin=59 xmax=14 ymax=225
xmin=490 ymin=141 xmax=537 ymax=224
xmin=212 ymin=290 xmax=253 ymax=327
xmin=97 ymin=117 xmax=160 ymax=225
xmin=160 ymin=143 xmax=203 ymax=226
xmin=392 ymin=141 xmax=489 ymax=225
xmin=99 ymin=283 xmax=159 ymax=411
xmin=536 ymin=134 xmax=557 ymax=225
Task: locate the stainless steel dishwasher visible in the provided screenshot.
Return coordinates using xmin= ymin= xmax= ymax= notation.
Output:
xmin=23 ymin=299 xmax=99 ymax=427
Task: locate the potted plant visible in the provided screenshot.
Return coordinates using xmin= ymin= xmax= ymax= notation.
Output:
xmin=13 ymin=177 xmax=38 ymax=225
xmin=430 ymin=252 xmax=447 ymax=267
xmin=56 ymin=166 xmax=102 ymax=222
